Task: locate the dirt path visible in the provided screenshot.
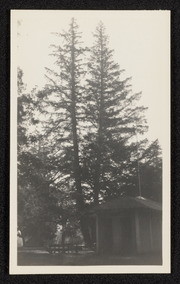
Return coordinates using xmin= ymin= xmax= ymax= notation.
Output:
xmin=18 ymin=248 xmax=162 ymax=266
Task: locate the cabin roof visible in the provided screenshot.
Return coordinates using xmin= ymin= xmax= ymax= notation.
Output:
xmin=90 ymin=196 xmax=162 ymax=213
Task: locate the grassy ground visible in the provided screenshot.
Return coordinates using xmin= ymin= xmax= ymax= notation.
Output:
xmin=18 ymin=247 xmax=162 ymax=266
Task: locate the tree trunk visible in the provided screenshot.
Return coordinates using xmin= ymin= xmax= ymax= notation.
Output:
xmin=93 ymin=28 xmax=104 ymax=205
xmin=70 ymin=21 xmax=92 ymax=246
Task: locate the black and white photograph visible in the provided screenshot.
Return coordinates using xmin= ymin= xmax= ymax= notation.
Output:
xmin=10 ymin=10 xmax=170 ymax=274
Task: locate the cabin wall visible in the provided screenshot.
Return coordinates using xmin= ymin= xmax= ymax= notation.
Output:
xmin=96 ymin=212 xmax=136 ymax=255
xmin=135 ymin=210 xmax=152 ymax=253
xmin=135 ymin=210 xmax=162 ymax=254
xmin=96 ymin=209 xmax=162 ymax=255
xmin=151 ymin=211 xmax=162 ymax=251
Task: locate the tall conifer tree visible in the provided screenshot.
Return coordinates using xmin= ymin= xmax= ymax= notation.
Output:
xmin=83 ymin=22 xmax=148 ymax=204
xmin=43 ymin=18 xmax=91 ymax=244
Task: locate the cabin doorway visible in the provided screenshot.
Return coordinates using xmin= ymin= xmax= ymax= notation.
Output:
xmin=121 ymin=215 xmax=134 ymax=255
xmin=112 ymin=214 xmax=135 ymax=255
xmin=102 ymin=217 xmax=113 ymax=254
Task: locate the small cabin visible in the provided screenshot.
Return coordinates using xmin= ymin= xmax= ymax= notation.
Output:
xmin=89 ymin=196 xmax=162 ymax=256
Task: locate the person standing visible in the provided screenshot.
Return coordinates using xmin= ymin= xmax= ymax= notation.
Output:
xmin=17 ymin=227 xmax=23 ymax=248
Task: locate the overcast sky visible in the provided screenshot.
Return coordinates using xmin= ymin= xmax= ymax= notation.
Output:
xmin=13 ymin=10 xmax=170 ymax=148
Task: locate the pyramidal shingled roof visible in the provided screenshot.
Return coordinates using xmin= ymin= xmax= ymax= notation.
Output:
xmin=91 ymin=196 xmax=162 ymax=212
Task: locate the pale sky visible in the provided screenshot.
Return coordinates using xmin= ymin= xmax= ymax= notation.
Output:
xmin=14 ymin=10 xmax=170 ymax=148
